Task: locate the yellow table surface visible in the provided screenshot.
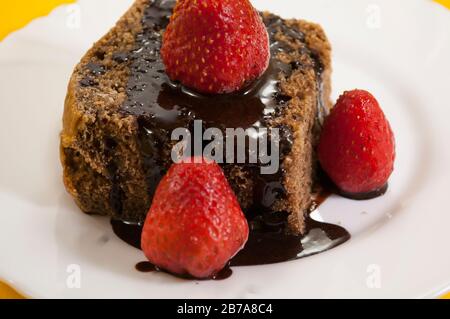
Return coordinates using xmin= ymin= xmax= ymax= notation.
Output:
xmin=0 ymin=282 xmax=24 ymax=299
xmin=436 ymin=0 xmax=450 ymax=9
xmin=0 ymin=0 xmax=449 ymax=299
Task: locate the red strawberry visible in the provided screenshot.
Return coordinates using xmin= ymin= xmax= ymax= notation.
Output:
xmin=318 ymin=90 xmax=396 ymax=196
xmin=161 ymin=0 xmax=270 ymax=94
xmin=141 ymin=158 xmax=249 ymax=279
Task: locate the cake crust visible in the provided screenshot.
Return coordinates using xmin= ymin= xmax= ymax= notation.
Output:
xmin=60 ymin=0 xmax=332 ymax=234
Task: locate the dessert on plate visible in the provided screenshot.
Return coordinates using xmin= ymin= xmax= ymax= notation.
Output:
xmin=60 ymin=0 xmax=395 ymax=279
xmin=60 ymin=0 xmax=331 ymax=234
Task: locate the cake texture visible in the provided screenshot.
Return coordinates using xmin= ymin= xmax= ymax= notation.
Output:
xmin=60 ymin=0 xmax=332 ymax=234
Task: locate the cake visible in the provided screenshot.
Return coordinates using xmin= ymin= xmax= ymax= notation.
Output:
xmin=60 ymin=0 xmax=332 ymax=235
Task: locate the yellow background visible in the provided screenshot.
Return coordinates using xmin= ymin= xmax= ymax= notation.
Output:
xmin=0 ymin=0 xmax=449 ymax=299
xmin=0 ymin=282 xmax=24 ymax=299
xmin=435 ymin=0 xmax=450 ymax=10
xmin=0 ymin=0 xmax=75 ymax=41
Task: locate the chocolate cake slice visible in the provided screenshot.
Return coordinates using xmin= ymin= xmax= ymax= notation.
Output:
xmin=60 ymin=0 xmax=332 ymax=234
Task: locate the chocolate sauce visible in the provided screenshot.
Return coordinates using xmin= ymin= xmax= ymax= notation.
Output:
xmin=111 ymin=219 xmax=142 ymax=248
xmin=339 ymin=184 xmax=388 ymax=200
xmin=79 ymin=62 xmax=105 ymax=87
xmin=112 ymin=193 xmax=349 ymax=276
xmin=79 ymin=77 xmax=97 ymax=87
xmin=85 ymin=62 xmax=106 ymax=76
xmin=112 ymin=52 xmax=129 ymax=64
xmin=134 ymin=261 xmax=233 ymax=280
xmin=231 ymin=216 xmax=349 ymax=266
xmin=121 ymin=0 xmax=296 ymax=129
xmin=212 ymin=267 xmax=233 ymax=280
xmin=317 ymin=168 xmax=389 ymax=201
xmin=135 ymin=261 xmax=157 ymax=273
xmin=113 ymin=214 xmax=349 ymax=275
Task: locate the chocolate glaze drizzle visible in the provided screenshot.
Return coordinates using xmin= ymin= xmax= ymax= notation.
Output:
xmin=135 ymin=260 xmax=233 ymax=280
xmin=341 ymin=184 xmax=388 ymax=200
xmin=120 ymin=0 xmax=297 ymax=129
xmin=112 ymin=192 xmax=350 ymax=280
xmin=317 ymin=168 xmax=389 ymax=201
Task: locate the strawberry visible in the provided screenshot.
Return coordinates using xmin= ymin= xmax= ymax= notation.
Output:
xmin=161 ymin=0 xmax=270 ymax=94
xmin=318 ymin=90 xmax=396 ymax=196
xmin=141 ymin=158 xmax=249 ymax=279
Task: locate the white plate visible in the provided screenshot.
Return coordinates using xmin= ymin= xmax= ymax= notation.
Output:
xmin=0 ymin=0 xmax=449 ymax=298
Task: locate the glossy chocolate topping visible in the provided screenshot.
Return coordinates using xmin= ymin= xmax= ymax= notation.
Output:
xmin=120 ymin=0 xmax=298 ymax=129
xmin=340 ymin=184 xmax=389 ymax=200
xmin=317 ymin=168 xmax=389 ymax=201
xmin=110 ymin=170 xmax=354 ymax=279
xmin=111 ymin=195 xmax=350 ymax=277
xmin=135 ymin=260 xmax=233 ymax=280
